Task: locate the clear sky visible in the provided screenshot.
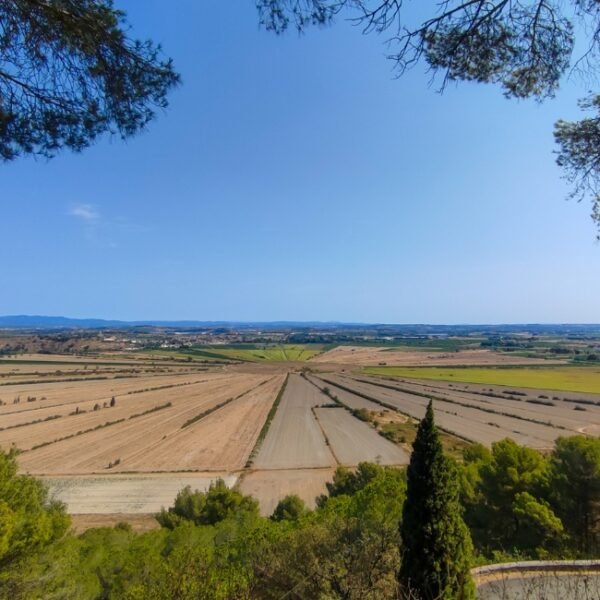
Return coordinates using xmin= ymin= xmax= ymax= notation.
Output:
xmin=1 ymin=1 xmax=599 ymax=323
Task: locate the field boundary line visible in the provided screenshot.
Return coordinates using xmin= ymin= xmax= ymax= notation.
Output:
xmin=310 ymin=405 xmax=341 ymax=466
xmin=245 ymin=374 xmax=289 ymax=468
xmin=303 ymin=374 xmax=345 ymax=406
xmin=103 ymin=378 xmax=276 ymax=470
xmin=351 ymin=376 xmax=571 ymax=433
xmin=0 ymin=370 xmax=209 ymax=388
xmin=0 ymin=378 xmax=211 ymax=417
xmin=317 ymin=376 xmax=473 ymax=444
xmin=27 ymin=402 xmax=173 ymax=452
xmin=181 ymin=377 xmax=273 ymax=429
xmin=360 ymin=365 xmax=600 ymax=393
xmin=318 ymin=376 xmax=400 ymax=413
xmin=0 ymin=358 xmax=200 ymax=367
xmin=0 ymin=413 xmax=62 ymax=432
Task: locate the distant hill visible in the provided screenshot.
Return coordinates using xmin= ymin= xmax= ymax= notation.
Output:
xmin=0 ymin=315 xmax=352 ymax=330
xmin=0 ymin=315 xmax=127 ymax=328
xmin=0 ymin=315 xmax=599 ymax=335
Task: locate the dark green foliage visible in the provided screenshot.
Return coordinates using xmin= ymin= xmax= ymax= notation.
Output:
xmin=254 ymin=464 xmax=406 ymax=599
xmin=105 ymin=522 xmax=257 ymax=599
xmin=0 ymin=448 xmax=70 ymax=593
xmin=352 ymin=407 xmax=371 ymax=422
xmin=466 ymin=438 xmax=564 ymax=556
xmin=257 ymin=1 xmax=578 ymax=98
xmin=316 ymin=462 xmax=389 ymax=507
xmin=257 ymin=0 xmax=340 ymax=33
xmin=461 ymin=438 xmax=564 ymax=557
xmin=15 ymin=463 xmax=407 ymax=599
xmin=555 ymin=96 xmax=600 ymax=235
xmin=271 ymin=494 xmax=308 ymax=521
xmin=549 ymin=435 xmax=600 ymax=554
xmin=3 ymin=437 xmax=600 ymax=597
xmin=0 ymin=0 xmax=179 ymax=160
xmin=399 ymin=401 xmax=475 ymax=599
xmin=30 ymin=520 xmax=256 ymax=599
xmin=156 ymin=479 xmax=260 ymax=528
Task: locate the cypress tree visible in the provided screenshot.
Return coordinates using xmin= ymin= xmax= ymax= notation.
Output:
xmin=399 ymin=401 xmax=475 ymax=599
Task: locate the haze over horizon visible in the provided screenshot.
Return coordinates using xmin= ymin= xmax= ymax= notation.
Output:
xmin=2 ymin=1 xmax=599 ymax=323
xmin=1 ymin=314 xmax=599 ymax=328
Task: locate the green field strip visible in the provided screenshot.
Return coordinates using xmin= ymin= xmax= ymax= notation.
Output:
xmin=361 ymin=366 xmax=600 ymax=394
xmin=350 ymin=377 xmax=568 ymax=432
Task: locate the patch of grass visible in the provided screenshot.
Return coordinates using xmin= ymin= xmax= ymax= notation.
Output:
xmin=354 ymin=377 xmax=566 ymax=431
xmin=181 ymin=398 xmax=235 ymax=428
xmin=145 ymin=349 xmax=233 ymax=362
xmin=374 ymin=414 xmax=469 ymax=460
xmin=148 ymin=344 xmax=327 ymax=363
xmin=0 ymin=375 xmax=113 ymax=387
xmin=128 ymin=402 xmax=172 ymax=419
xmin=361 ymin=366 xmax=600 ymax=394
xmin=352 ymin=338 xmax=482 ymax=351
xmin=378 ymin=420 xmax=417 ymax=445
xmin=126 ymin=380 xmax=203 ymax=395
xmin=198 ymin=344 xmax=326 ymax=362
xmin=0 ymin=414 xmax=61 ymax=432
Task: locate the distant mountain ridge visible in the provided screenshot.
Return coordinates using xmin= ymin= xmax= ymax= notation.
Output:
xmin=0 ymin=315 xmax=128 ymax=328
xmin=0 ymin=315 xmax=599 ymax=334
xmin=0 ymin=315 xmax=353 ymax=329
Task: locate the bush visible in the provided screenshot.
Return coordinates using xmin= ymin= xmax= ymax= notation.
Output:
xmin=0 ymin=449 xmax=70 ymax=591
xmin=271 ymin=495 xmax=308 ymax=521
xmin=156 ymin=479 xmax=259 ymax=528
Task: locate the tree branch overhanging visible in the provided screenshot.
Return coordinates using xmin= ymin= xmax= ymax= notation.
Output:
xmin=257 ymin=0 xmax=600 ymax=235
xmin=0 ymin=0 xmax=179 ymax=160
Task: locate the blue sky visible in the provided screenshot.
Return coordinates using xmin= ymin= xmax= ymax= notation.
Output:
xmin=1 ymin=1 xmax=599 ymax=323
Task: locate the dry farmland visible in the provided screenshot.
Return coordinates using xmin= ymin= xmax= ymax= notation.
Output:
xmin=314 ymin=406 xmax=409 ymax=465
xmin=239 ymin=468 xmax=336 ymax=516
xmin=316 ymin=373 xmax=600 ymax=449
xmin=312 ymin=345 xmax=564 ymax=367
xmin=42 ymin=473 xmax=239 ymax=514
xmin=252 ymin=374 xmax=407 ymax=469
xmin=1 ymin=349 xmax=598 ymax=521
xmin=14 ymin=373 xmax=272 ymax=474
xmin=112 ymin=375 xmax=285 ymax=472
xmin=252 ymin=374 xmax=337 ymax=470
xmin=0 ymin=353 xmax=214 ymax=385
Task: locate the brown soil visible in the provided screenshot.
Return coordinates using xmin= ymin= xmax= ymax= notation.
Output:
xmin=311 ymin=346 xmax=565 ymax=367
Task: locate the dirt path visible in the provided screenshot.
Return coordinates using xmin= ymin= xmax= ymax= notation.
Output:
xmin=253 ymin=375 xmax=336 ymax=469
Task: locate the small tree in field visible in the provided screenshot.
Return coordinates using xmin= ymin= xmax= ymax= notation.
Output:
xmin=399 ymin=400 xmax=475 ymax=599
